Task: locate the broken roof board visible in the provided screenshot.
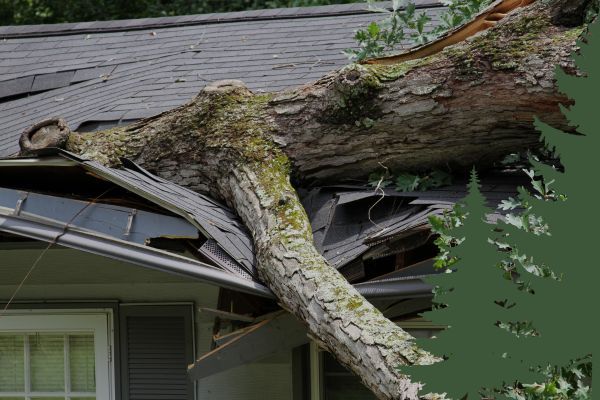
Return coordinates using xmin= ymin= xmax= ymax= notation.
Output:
xmin=0 ymin=209 xmax=274 ymax=297
xmin=302 ymin=181 xmax=522 ymax=270
xmin=0 ymin=151 xmax=258 ymax=279
xmin=0 ymin=2 xmax=445 ymax=157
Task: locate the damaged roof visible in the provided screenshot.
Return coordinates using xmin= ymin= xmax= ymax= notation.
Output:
xmin=0 ymin=149 xmax=451 ymax=299
xmin=0 ymin=1 xmax=445 ymax=157
xmin=0 ymin=149 xmax=526 ymax=299
xmin=301 ymin=178 xmax=525 ymax=280
xmin=0 ymin=1 xmax=526 ymax=300
xmin=0 ymin=149 xmax=257 ymax=280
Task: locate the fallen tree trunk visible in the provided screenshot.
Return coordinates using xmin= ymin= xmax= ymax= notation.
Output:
xmin=23 ymin=0 xmax=590 ymax=398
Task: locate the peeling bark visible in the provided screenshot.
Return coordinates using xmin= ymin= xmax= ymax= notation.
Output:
xmin=24 ymin=0 xmax=590 ymax=398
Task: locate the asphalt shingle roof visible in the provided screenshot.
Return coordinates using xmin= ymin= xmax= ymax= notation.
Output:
xmin=0 ymin=1 xmax=444 ymax=157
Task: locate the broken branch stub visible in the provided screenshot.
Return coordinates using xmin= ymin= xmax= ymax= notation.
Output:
xmin=19 ymin=117 xmax=71 ymax=155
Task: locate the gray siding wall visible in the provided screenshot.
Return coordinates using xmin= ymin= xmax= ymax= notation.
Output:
xmin=0 ymin=248 xmax=293 ymax=400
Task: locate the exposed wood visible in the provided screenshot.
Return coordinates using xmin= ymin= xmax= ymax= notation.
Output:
xmin=188 ymin=311 xmax=308 ymax=380
xmin=364 ymin=0 xmax=536 ymax=66
xmin=22 ymin=0 xmax=591 ymax=398
xmin=19 ymin=118 xmax=70 ymax=155
xmin=198 ymin=307 xmax=256 ymax=322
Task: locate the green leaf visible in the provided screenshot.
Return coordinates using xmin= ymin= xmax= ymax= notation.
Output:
xmin=427 ymin=169 xmax=452 ymax=188
xmin=367 ymin=21 xmax=380 ymax=38
xmin=395 ymin=173 xmax=420 ymax=191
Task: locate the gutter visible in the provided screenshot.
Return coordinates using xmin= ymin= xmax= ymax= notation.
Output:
xmin=354 ymin=277 xmax=433 ymax=300
xmin=0 ymin=212 xmax=275 ymax=298
xmin=0 ymin=209 xmax=434 ymax=300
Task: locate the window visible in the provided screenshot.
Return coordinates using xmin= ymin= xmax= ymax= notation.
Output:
xmin=0 ymin=312 xmax=113 ymax=400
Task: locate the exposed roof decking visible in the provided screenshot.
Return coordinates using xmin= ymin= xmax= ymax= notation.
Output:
xmin=302 ymin=178 xmax=525 ymax=272
xmin=0 ymin=2 xmax=445 ymax=157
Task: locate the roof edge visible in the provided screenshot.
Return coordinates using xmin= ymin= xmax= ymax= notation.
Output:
xmin=0 ymin=1 xmax=443 ymax=39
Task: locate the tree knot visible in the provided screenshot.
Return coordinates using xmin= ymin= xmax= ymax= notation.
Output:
xmin=318 ymin=64 xmax=383 ymax=125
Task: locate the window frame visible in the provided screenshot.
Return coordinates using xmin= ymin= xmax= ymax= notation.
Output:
xmin=0 ymin=309 xmax=115 ymax=400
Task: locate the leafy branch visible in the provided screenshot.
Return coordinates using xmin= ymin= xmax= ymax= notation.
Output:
xmin=368 ymin=168 xmax=452 ymax=192
xmin=345 ymin=0 xmax=495 ymax=61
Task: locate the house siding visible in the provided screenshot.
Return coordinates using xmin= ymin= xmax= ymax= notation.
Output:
xmin=0 ymin=250 xmax=293 ymax=400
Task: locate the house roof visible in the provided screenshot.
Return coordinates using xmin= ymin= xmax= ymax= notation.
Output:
xmin=0 ymin=149 xmax=257 ymax=279
xmin=0 ymin=1 xmax=527 ymax=301
xmin=0 ymin=148 xmax=526 ymax=299
xmin=0 ymin=1 xmax=445 ymax=157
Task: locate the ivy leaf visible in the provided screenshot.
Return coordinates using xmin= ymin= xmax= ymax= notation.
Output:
xmin=505 ymin=213 xmax=524 ymax=229
xmin=531 ymin=179 xmax=546 ymax=196
xmin=523 ymin=168 xmax=536 ymax=179
xmin=501 ymin=153 xmax=521 ymax=165
xmin=415 ymin=12 xmax=430 ymax=34
xmin=498 ymin=197 xmax=522 ymax=211
xmin=428 ymin=169 xmax=452 ymax=188
xmin=428 ymin=214 xmax=446 ymax=232
xmin=368 ymin=171 xmax=392 ymax=188
xmin=395 ymin=173 xmax=420 ymax=191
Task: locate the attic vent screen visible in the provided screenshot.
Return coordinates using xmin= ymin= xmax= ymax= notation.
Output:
xmin=200 ymin=239 xmax=253 ymax=280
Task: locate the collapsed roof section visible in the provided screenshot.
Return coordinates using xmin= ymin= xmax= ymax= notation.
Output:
xmin=0 ymin=149 xmax=526 ymax=299
xmin=301 ymin=178 xmax=523 ymax=283
xmin=0 ymin=150 xmax=256 ymax=275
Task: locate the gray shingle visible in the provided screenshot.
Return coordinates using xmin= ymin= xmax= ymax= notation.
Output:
xmin=31 ymin=70 xmax=75 ymax=92
xmin=0 ymin=76 xmax=33 ymax=98
xmin=72 ymin=65 xmax=116 ymax=83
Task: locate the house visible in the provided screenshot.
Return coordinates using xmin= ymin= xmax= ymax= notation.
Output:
xmin=0 ymin=2 xmax=523 ymax=400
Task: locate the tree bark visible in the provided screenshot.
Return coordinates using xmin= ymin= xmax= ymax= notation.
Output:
xmin=27 ymin=0 xmax=588 ymax=398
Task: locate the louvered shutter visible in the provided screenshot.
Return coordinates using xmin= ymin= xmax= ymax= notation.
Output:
xmin=120 ymin=306 xmax=194 ymax=400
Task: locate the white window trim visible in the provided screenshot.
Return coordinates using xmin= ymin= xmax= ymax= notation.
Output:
xmin=0 ymin=309 xmax=114 ymax=400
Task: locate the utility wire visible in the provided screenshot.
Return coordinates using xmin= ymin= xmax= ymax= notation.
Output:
xmin=1 ymin=188 xmax=112 ymax=317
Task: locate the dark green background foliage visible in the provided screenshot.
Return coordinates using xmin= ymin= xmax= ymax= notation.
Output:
xmin=404 ymin=171 xmax=539 ymax=399
xmin=0 ymin=0 xmax=361 ymax=25
xmin=495 ymin=17 xmax=598 ymax=395
xmin=405 ymin=19 xmax=598 ymax=400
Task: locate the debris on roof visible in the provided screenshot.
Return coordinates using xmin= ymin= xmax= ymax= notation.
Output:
xmin=301 ymin=178 xmax=524 ymax=282
xmin=0 ymin=141 xmax=527 ymax=304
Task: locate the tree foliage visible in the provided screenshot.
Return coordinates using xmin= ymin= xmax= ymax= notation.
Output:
xmin=0 ymin=0 xmax=361 ymax=25
xmin=407 ymin=18 xmax=598 ymax=400
xmin=403 ymin=170 xmax=537 ymax=399
xmin=345 ymin=0 xmax=495 ymax=61
xmin=495 ymin=17 xmax=598 ymax=391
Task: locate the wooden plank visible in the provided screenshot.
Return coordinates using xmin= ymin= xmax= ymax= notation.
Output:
xmin=198 ymin=307 xmax=255 ymax=323
xmin=188 ymin=312 xmax=308 ymax=380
